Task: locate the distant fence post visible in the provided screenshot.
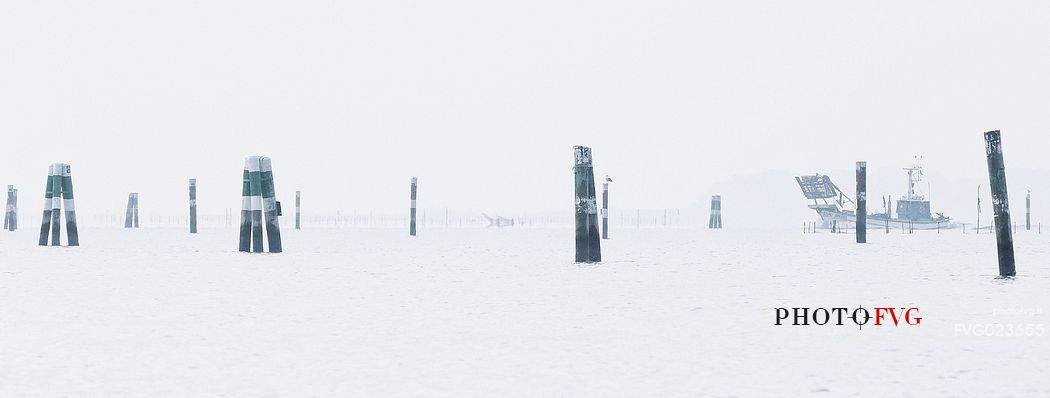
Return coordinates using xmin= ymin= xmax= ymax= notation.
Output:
xmin=573 ymin=146 xmax=601 ymax=263
xmin=856 ymin=161 xmax=866 ymax=243
xmin=984 ymin=130 xmax=1015 ymax=277
xmin=1026 ymin=190 xmax=1031 ymax=231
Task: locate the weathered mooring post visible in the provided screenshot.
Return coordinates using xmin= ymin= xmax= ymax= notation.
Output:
xmin=885 ymin=195 xmax=891 ymax=234
xmin=239 ymin=156 xmax=282 ymax=253
xmin=189 ymin=179 xmax=197 ymax=233
xmin=983 ymin=130 xmax=1015 ymax=277
xmin=709 ymin=195 xmax=722 ymax=228
xmin=124 ymin=193 xmax=139 ymax=228
xmin=259 ymin=157 xmax=282 ymax=252
xmin=573 ymin=146 xmax=601 ymax=263
xmin=601 ymin=176 xmax=610 ymax=239
xmin=295 ymin=190 xmax=301 ymax=230
xmin=38 ymin=163 xmax=79 ymax=246
xmin=856 ymin=161 xmax=867 ymax=243
xmin=410 ymin=177 xmax=418 ymax=236
xmin=1026 ymin=190 xmax=1031 ymax=231
xmin=4 ymin=185 xmax=16 ymax=231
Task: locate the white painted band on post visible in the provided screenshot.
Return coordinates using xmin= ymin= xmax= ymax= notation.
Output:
xmin=241 ymin=196 xmax=252 ymax=210
xmin=63 ymin=199 xmax=75 ymax=211
xmin=411 ymin=200 xmax=416 ymax=207
xmin=246 ymin=157 xmax=261 ymax=172
xmin=251 ymin=196 xmax=263 ymax=211
xmin=259 ymin=157 xmax=272 ymax=172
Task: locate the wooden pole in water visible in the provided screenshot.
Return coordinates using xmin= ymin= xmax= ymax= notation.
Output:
xmin=983 ymin=130 xmax=1015 ymax=277
xmin=38 ymin=165 xmax=54 ymax=245
xmin=59 ymin=164 xmax=78 ymax=245
xmin=856 ymin=161 xmax=866 ymax=243
xmin=259 ymin=157 xmax=282 ymax=253
xmin=573 ymin=146 xmax=601 ymax=263
xmin=885 ymin=195 xmax=891 ymax=234
xmin=295 ymin=190 xmax=301 ymax=230
xmin=125 ymin=193 xmax=136 ymax=228
xmin=709 ymin=195 xmax=722 ymax=229
xmin=601 ymin=177 xmax=609 ymax=239
xmin=3 ymin=185 xmax=14 ymax=231
xmin=189 ymin=179 xmax=198 ymax=233
xmin=49 ymin=164 xmax=63 ymax=245
xmin=410 ymin=177 xmax=417 ymax=236
xmin=1026 ymin=190 xmax=1031 ymax=231
xmin=238 ymin=158 xmax=254 ymax=252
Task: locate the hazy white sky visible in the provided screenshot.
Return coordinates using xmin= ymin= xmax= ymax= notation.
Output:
xmin=2 ymin=1 xmax=1049 ymax=220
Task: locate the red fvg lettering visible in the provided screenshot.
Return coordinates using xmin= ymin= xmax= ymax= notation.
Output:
xmin=874 ymin=308 xmax=922 ymax=326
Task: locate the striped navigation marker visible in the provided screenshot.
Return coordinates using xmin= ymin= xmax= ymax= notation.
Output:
xmin=601 ymin=176 xmax=610 ymax=239
xmin=709 ymin=195 xmax=722 ymax=228
xmin=189 ymin=179 xmax=197 ymax=233
xmin=410 ymin=178 xmax=418 ymax=236
xmin=124 ymin=193 xmax=140 ymax=228
xmin=573 ymin=146 xmax=601 ymax=263
xmin=38 ymin=163 xmax=79 ymax=246
xmin=4 ymin=185 xmax=16 ymax=231
xmin=239 ymin=156 xmax=282 ymax=253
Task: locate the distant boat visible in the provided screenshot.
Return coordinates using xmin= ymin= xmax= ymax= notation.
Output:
xmin=795 ymin=160 xmax=959 ymax=230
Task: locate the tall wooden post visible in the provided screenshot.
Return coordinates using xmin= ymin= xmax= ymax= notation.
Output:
xmin=601 ymin=177 xmax=609 ymax=239
xmin=239 ymin=159 xmax=254 ymax=252
xmin=4 ymin=185 xmax=13 ymax=231
xmin=37 ymin=163 xmax=78 ymax=246
xmin=856 ymin=161 xmax=866 ymax=243
xmin=39 ymin=165 xmax=55 ymax=245
xmin=410 ymin=177 xmax=417 ymax=236
xmin=259 ymin=157 xmax=282 ymax=253
xmin=1026 ymin=190 xmax=1031 ymax=231
xmin=573 ymin=146 xmax=601 ymax=263
xmin=295 ymin=190 xmax=301 ymax=230
xmin=984 ymin=130 xmax=1015 ymax=277
xmin=708 ymin=195 xmax=722 ymax=228
xmin=125 ymin=193 xmax=137 ymax=228
xmin=189 ymin=179 xmax=198 ymax=233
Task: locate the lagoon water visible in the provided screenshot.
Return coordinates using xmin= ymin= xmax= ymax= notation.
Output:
xmin=2 ymin=226 xmax=1048 ymax=396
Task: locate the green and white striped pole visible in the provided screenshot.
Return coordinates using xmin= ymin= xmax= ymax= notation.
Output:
xmin=410 ymin=177 xmax=417 ymax=236
xmin=260 ymin=157 xmax=282 ymax=253
xmin=38 ymin=164 xmax=56 ymax=245
xmin=238 ymin=160 xmax=253 ymax=252
xmin=49 ymin=164 xmax=63 ymax=246
xmin=573 ymin=146 xmax=601 ymax=263
xmin=189 ymin=179 xmax=197 ymax=233
xmin=709 ymin=195 xmax=722 ymax=228
xmin=60 ymin=164 xmax=79 ymax=245
xmin=4 ymin=185 xmax=12 ymax=231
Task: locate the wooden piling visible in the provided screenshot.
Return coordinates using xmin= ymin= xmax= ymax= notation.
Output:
xmin=856 ymin=161 xmax=866 ymax=243
xmin=189 ymin=179 xmax=197 ymax=233
xmin=1026 ymin=190 xmax=1031 ymax=231
xmin=410 ymin=177 xmax=417 ymax=236
xmin=601 ymin=177 xmax=609 ymax=239
xmin=709 ymin=195 xmax=722 ymax=229
xmin=295 ymin=190 xmax=301 ymax=230
xmin=573 ymin=146 xmax=601 ymax=263
xmin=983 ymin=130 xmax=1015 ymax=277
xmin=125 ymin=193 xmax=137 ymax=228
xmin=259 ymin=157 xmax=282 ymax=253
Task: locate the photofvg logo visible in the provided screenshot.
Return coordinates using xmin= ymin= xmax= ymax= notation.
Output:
xmin=954 ymin=308 xmax=1045 ymax=338
xmin=775 ymin=306 xmax=921 ymax=330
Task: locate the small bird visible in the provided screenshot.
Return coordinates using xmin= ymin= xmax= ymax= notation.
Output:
xmin=605 ymin=175 xmax=613 ymax=183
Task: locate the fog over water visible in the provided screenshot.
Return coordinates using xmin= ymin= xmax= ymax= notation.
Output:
xmin=2 ymin=1 xmax=1049 ymax=225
